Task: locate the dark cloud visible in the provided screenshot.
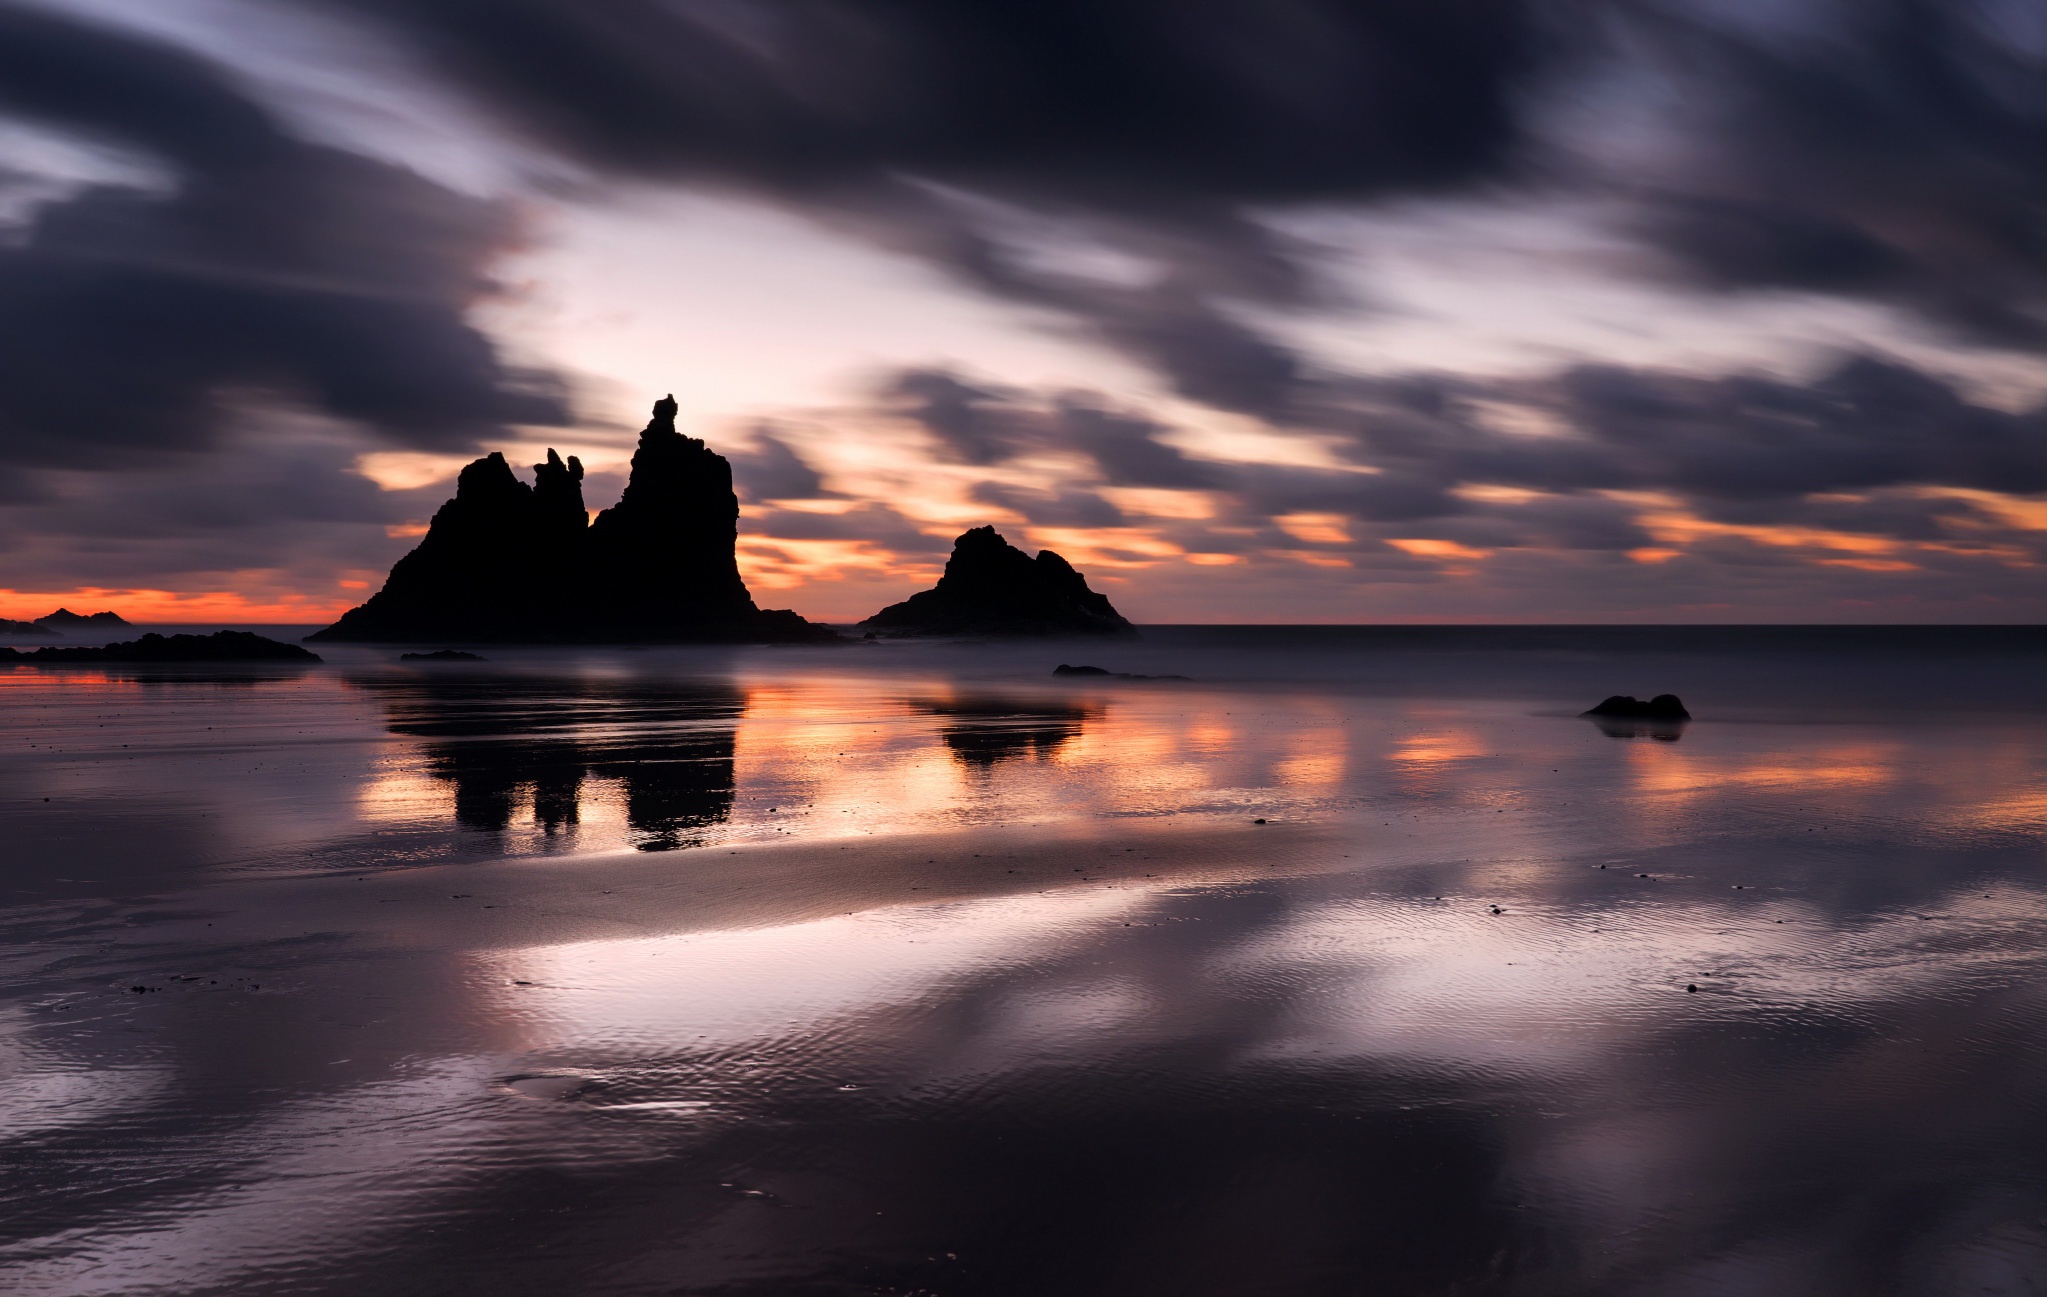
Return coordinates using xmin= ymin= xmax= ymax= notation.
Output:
xmin=889 ymin=368 xmax=1223 ymax=486
xmin=969 ymin=482 xmax=1129 ymax=530
xmin=1617 ymin=0 xmax=2047 ymax=348
xmin=1057 ymin=402 xmax=1219 ymax=489
xmin=0 ymin=414 xmax=417 ymax=590
xmin=727 ymin=424 xmax=834 ymax=501
xmin=0 ymin=5 xmax=565 ymax=471
xmin=888 ymin=370 xmax=1032 ymax=466
xmin=324 ymin=0 xmax=2047 ymax=397
xmin=1199 ymin=356 xmax=2047 ymax=530
xmin=743 ymin=501 xmax=947 ymax=553
xmin=319 ymin=0 xmax=1535 ymax=201
xmin=861 ymin=352 xmax=2047 ymax=576
xmin=314 ymin=0 xmax=1542 ymax=417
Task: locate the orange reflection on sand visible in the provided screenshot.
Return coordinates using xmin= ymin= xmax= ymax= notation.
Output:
xmin=1390 ymin=730 xmax=1490 ymax=770
xmin=1624 ymin=741 xmax=1901 ymax=799
xmin=1274 ymin=739 xmax=1348 ymax=788
xmin=354 ymin=750 xmax=457 ymax=826
xmin=0 ymin=669 xmax=151 ymax=696
xmin=1942 ymin=789 xmax=2047 ymax=831
xmin=1182 ymin=723 xmax=1242 ymax=756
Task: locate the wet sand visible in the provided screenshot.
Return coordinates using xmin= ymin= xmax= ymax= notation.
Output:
xmin=9 ymin=628 xmax=2047 ymax=1294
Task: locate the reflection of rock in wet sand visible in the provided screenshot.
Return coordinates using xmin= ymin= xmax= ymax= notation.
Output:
xmin=360 ymin=676 xmax=742 ymax=850
xmin=919 ymin=697 xmax=1096 ymax=767
xmin=1586 ymin=715 xmax=1689 ymax=742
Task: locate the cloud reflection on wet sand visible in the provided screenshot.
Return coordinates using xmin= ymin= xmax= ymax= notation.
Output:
xmin=7 ymin=643 xmax=2047 ymax=1293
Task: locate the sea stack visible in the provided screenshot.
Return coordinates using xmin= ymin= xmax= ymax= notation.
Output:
xmin=860 ymin=526 xmax=1134 ymax=637
xmin=311 ymin=396 xmax=831 ymax=644
xmin=1583 ymin=694 xmax=1691 ymax=720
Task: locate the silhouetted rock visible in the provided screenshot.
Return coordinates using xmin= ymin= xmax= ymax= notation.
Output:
xmin=0 ymin=631 xmax=320 ymax=663
xmin=1583 ymin=694 xmax=1691 ymax=719
xmin=400 ymin=649 xmax=486 ymax=661
xmin=861 ymin=527 xmax=1134 ymax=637
xmin=0 ymin=619 xmax=57 ymax=638
xmin=309 ymin=397 xmax=834 ymax=644
xmin=1053 ymin=663 xmax=1189 ymax=680
xmin=580 ymin=396 xmax=822 ymax=641
xmin=311 ymin=450 xmax=584 ymax=642
xmin=36 ymin=608 xmax=130 ymax=632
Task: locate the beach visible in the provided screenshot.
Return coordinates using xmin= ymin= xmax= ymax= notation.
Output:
xmin=8 ymin=627 xmax=2047 ymax=1294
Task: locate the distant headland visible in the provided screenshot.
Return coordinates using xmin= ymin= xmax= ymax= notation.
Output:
xmin=0 ymin=608 xmax=131 ymax=639
xmin=1 ymin=630 xmax=318 ymax=664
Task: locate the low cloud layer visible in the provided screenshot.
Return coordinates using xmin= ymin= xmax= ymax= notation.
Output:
xmin=729 ymin=354 xmax=2047 ymax=620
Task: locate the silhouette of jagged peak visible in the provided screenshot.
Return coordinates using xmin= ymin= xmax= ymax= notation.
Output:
xmin=312 ymin=395 xmax=834 ymax=644
xmin=581 ymin=393 xmax=763 ymax=637
xmin=860 ymin=525 xmax=1135 ymax=637
xmin=599 ymin=394 xmax=728 ymax=524
xmin=531 ymin=448 xmax=586 ymax=536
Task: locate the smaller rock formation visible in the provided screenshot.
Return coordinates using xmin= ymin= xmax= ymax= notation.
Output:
xmin=37 ymin=609 xmax=131 ymax=632
xmin=0 ymin=619 xmax=56 ymax=638
xmin=0 ymin=631 xmax=319 ymax=663
xmin=1583 ymin=694 xmax=1691 ymax=720
xmin=1053 ymin=664 xmax=1189 ymax=681
xmin=861 ymin=527 xmax=1135 ymax=637
xmin=400 ymin=649 xmax=486 ymax=661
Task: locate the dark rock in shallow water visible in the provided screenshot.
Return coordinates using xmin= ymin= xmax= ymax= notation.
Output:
xmin=1583 ymin=694 xmax=1691 ymax=720
xmin=861 ymin=527 xmax=1134 ymax=637
xmin=309 ymin=397 xmax=833 ymax=645
xmin=400 ymin=649 xmax=486 ymax=661
xmin=1053 ymin=663 xmax=1189 ymax=681
xmin=0 ymin=631 xmax=319 ymax=663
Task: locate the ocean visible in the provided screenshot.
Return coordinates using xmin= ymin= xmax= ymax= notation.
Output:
xmin=5 ymin=626 xmax=2047 ymax=1294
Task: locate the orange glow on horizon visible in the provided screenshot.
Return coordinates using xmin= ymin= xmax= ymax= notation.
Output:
xmin=0 ymin=587 xmax=356 ymax=623
xmin=736 ymin=536 xmax=937 ymax=591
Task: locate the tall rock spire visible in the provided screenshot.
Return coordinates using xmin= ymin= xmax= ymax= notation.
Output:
xmin=581 ymin=394 xmax=759 ymax=637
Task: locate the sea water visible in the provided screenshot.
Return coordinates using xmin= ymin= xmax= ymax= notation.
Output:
xmin=4 ymin=626 xmax=2047 ymax=1294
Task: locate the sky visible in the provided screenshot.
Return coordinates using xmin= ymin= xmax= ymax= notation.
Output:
xmin=3 ymin=0 xmax=2047 ymax=623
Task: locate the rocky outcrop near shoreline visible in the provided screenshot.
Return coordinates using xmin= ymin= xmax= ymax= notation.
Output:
xmin=310 ymin=396 xmax=833 ymax=644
